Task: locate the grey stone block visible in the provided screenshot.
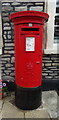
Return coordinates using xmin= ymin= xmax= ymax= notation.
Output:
xmin=3 ymin=35 xmax=7 ymax=40
xmin=8 ymin=67 xmax=15 ymax=70
xmin=2 ymin=54 xmax=11 ymax=57
xmin=1 ymin=73 xmax=6 ymax=76
xmin=45 ymin=76 xmax=53 ymax=79
xmin=5 ymin=72 xmax=10 ymax=75
xmin=45 ymin=63 xmax=51 ymax=66
xmin=25 ymin=3 xmax=33 ymax=5
xmin=42 ymin=63 xmax=44 ymax=67
xmin=4 ymin=23 xmax=10 ymax=26
xmin=5 ymin=63 xmax=11 ymax=67
xmin=4 ymin=50 xmax=14 ymax=54
xmin=3 ymin=31 xmax=7 ymax=34
xmin=8 ymin=31 xmax=12 ymax=34
xmin=3 ymin=27 xmax=11 ymax=30
xmin=55 ymin=76 xmax=59 ymax=79
xmin=15 ymin=0 xmax=44 ymax=2
xmin=11 ymin=56 xmax=14 ymax=63
xmin=2 ymin=3 xmax=10 ymax=6
xmin=35 ymin=2 xmax=44 ymax=5
xmin=1 ymin=66 xmax=5 ymax=69
xmin=51 ymin=57 xmax=59 ymax=60
xmin=3 ymin=17 xmax=10 ymax=22
xmin=43 ymin=60 xmax=52 ymax=63
xmin=2 ymin=6 xmax=13 ymax=11
xmin=30 ymin=6 xmax=43 ymax=11
xmin=49 ymin=73 xmax=57 ymax=76
xmin=12 ymin=2 xmax=21 ymax=5
xmin=10 ymin=72 xmax=15 ymax=76
xmin=5 ymin=43 xmax=14 ymax=47
xmin=42 ymin=73 xmax=48 ymax=76
xmin=2 ymin=13 xmax=9 ymax=16
xmin=2 ymin=0 xmax=14 ymax=2
xmin=2 ymin=76 xmax=15 ymax=81
xmin=7 ymin=35 xmax=11 ymax=39
xmin=4 ymin=40 xmax=12 ymax=42
xmin=43 ymin=68 xmax=48 ymax=70
xmin=15 ymin=6 xmax=27 ymax=11
xmin=43 ymin=57 xmax=50 ymax=60
xmin=1 ymin=61 xmax=7 ymax=64
xmin=44 ymin=70 xmax=53 ymax=73
xmin=52 ymin=63 xmax=59 ymax=66
xmin=1 ymin=57 xmax=10 ymax=61
xmin=4 ymin=70 xmax=12 ymax=73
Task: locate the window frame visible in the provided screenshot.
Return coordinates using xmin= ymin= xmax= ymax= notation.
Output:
xmin=44 ymin=0 xmax=59 ymax=54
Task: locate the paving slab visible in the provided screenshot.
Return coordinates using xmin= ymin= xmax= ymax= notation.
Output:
xmin=0 ymin=100 xmax=2 ymax=120
xmin=42 ymin=91 xmax=57 ymax=118
xmin=0 ymin=100 xmax=3 ymax=112
xmin=1 ymin=91 xmax=57 ymax=119
xmin=2 ymin=101 xmax=24 ymax=118
xmin=57 ymin=95 xmax=59 ymax=117
xmin=0 ymin=112 xmax=2 ymax=120
xmin=25 ymin=109 xmax=50 ymax=118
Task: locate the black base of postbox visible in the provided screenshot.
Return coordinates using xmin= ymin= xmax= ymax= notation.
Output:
xmin=15 ymin=85 xmax=42 ymax=110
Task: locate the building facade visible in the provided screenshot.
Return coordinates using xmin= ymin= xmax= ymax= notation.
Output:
xmin=0 ymin=0 xmax=59 ymax=90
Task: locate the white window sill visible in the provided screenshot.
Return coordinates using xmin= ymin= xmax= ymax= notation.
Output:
xmin=44 ymin=49 xmax=58 ymax=54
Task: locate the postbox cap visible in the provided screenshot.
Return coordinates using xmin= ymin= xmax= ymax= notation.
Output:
xmin=10 ymin=11 xmax=49 ymax=25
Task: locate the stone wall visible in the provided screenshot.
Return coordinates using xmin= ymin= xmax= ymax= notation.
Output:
xmin=1 ymin=1 xmax=59 ymax=82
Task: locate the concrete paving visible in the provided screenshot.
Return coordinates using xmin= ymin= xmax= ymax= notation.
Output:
xmin=0 ymin=100 xmax=2 ymax=113
xmin=42 ymin=91 xmax=57 ymax=118
xmin=0 ymin=90 xmax=58 ymax=119
xmin=25 ymin=109 xmax=50 ymax=118
xmin=2 ymin=102 xmax=24 ymax=118
xmin=1 ymin=98 xmax=50 ymax=119
xmin=0 ymin=100 xmax=2 ymax=120
xmin=57 ymin=95 xmax=59 ymax=117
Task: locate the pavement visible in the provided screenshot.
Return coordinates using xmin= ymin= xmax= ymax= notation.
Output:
xmin=0 ymin=95 xmax=50 ymax=119
xmin=0 ymin=56 xmax=1 ymax=79
xmin=0 ymin=91 xmax=58 ymax=119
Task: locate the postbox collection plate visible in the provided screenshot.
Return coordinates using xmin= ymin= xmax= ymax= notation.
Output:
xmin=26 ymin=37 xmax=35 ymax=51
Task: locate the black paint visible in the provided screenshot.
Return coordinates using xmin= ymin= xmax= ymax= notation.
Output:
xmin=15 ymin=85 xmax=42 ymax=110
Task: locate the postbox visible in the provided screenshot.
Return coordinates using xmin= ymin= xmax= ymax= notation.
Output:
xmin=10 ymin=11 xmax=49 ymax=110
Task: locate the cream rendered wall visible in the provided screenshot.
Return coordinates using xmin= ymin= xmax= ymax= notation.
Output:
xmin=0 ymin=1 xmax=3 ymax=54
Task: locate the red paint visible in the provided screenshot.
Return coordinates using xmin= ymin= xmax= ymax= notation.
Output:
xmin=10 ymin=11 xmax=49 ymax=88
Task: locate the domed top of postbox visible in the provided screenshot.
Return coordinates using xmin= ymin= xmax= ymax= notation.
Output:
xmin=10 ymin=11 xmax=49 ymax=25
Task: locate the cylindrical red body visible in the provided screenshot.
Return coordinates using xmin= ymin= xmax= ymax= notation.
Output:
xmin=10 ymin=11 xmax=49 ymax=110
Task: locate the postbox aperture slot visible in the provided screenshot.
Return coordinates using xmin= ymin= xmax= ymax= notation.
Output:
xmin=22 ymin=28 xmax=39 ymax=31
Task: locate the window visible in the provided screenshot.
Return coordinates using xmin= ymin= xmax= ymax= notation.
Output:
xmin=44 ymin=0 xmax=59 ymax=54
xmin=54 ymin=0 xmax=59 ymax=44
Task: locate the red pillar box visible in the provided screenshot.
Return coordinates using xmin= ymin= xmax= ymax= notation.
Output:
xmin=10 ymin=11 xmax=49 ymax=110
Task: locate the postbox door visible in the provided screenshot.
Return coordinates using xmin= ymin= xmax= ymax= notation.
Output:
xmin=15 ymin=26 xmax=43 ymax=88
